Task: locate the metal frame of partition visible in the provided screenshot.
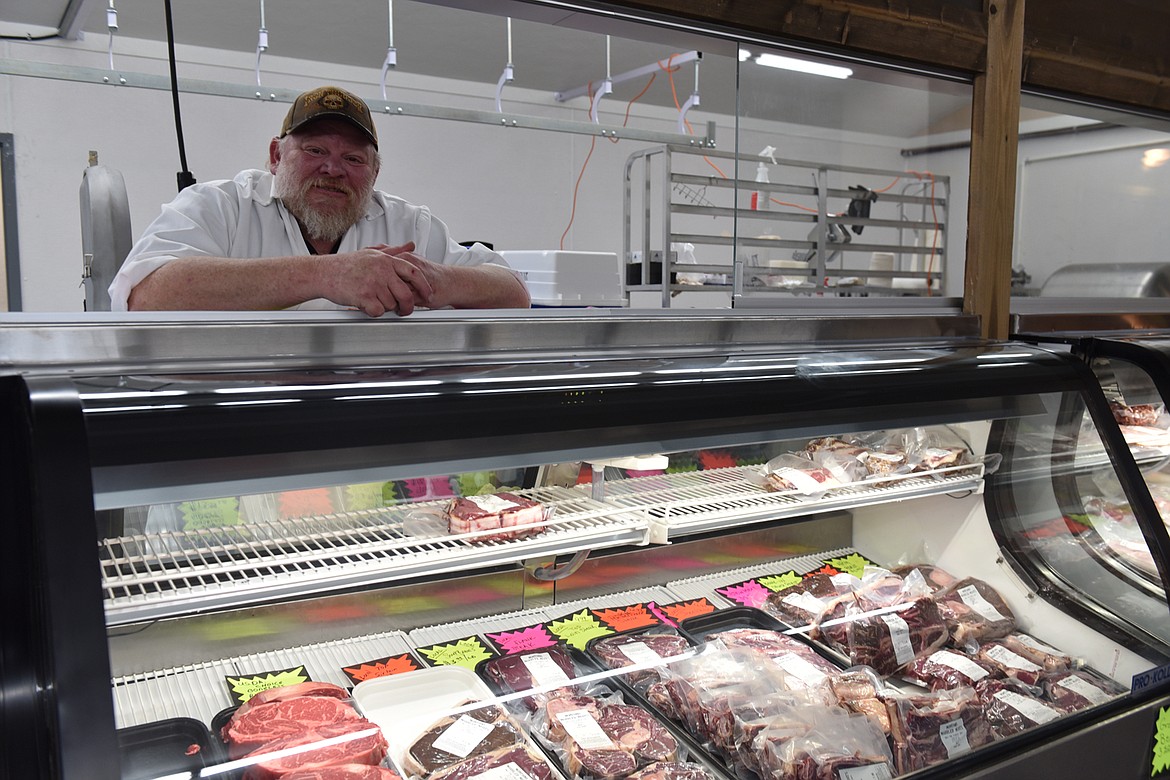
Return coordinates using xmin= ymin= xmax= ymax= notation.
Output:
xmin=623 ymin=144 xmax=949 ymax=307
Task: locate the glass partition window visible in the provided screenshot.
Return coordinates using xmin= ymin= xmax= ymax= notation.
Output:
xmin=1013 ymin=95 xmax=1170 ymax=298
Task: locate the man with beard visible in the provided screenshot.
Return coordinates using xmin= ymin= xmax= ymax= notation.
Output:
xmin=110 ymin=85 xmax=529 ymax=316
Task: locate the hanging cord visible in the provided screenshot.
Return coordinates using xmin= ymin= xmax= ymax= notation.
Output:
xmin=254 ymin=0 xmax=268 ymax=87
xmin=106 ymin=1 xmax=118 ymax=71
xmin=380 ymin=0 xmax=396 ymax=100
xmin=163 ymin=0 xmax=195 ymax=191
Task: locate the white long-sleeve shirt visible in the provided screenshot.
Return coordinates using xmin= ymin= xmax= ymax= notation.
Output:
xmin=110 ymin=168 xmax=510 ymax=311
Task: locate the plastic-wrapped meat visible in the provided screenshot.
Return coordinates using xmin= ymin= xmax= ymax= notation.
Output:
xmin=889 ymin=564 xmax=958 ymax=594
xmin=709 ymin=628 xmax=841 ymax=690
xmin=934 ymin=579 xmax=1016 ymax=646
xmin=998 ymin=633 xmax=1075 ymax=673
xmin=545 ymin=695 xmax=604 ymax=741
xmin=846 ymin=598 xmax=949 ymax=676
xmin=547 ymin=699 xmax=678 ymax=779
xmin=885 ymin=686 xmax=993 ymax=774
xmin=430 ymin=746 xmax=555 ymax=780
xmin=758 ymin=705 xmax=895 ymax=780
xmin=590 ymin=633 xmax=690 ymax=691
xmin=863 ymin=448 xmax=910 ymax=477
xmin=804 ymin=437 xmax=868 ymax=459
xmin=482 ymin=648 xmax=578 ymax=710
xmin=974 ymin=640 xmax=1046 ymax=686
xmin=904 ymin=649 xmax=1000 ymax=691
xmin=974 ymin=678 xmax=1061 ymax=738
xmin=404 ymin=704 xmax=522 ymax=777
xmin=764 ymin=574 xmax=844 ymax=635
xmin=625 ymin=762 xmax=719 ymax=780
xmin=911 ymin=446 xmax=969 ymax=472
xmin=644 ymin=681 xmax=679 ymax=721
xmin=1043 ymin=670 xmax=1126 ymax=712
xmin=828 ymin=668 xmax=891 ymax=737
xmin=445 ymin=493 xmax=545 ymax=542
xmin=765 ymin=464 xmax=844 ymax=494
xmin=1110 ymin=399 xmax=1162 ymax=426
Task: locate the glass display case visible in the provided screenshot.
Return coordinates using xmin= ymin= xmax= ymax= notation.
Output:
xmin=5 ymin=315 xmax=1170 ymax=780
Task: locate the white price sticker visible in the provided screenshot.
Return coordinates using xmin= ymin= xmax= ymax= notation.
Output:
xmin=555 ymin=709 xmax=614 ymax=750
xmin=928 ymin=650 xmax=990 ymax=682
xmin=879 ymin=613 xmax=915 ymax=666
xmin=957 ymin=584 xmax=1010 ymax=623
xmin=993 ymin=691 xmax=1060 ymax=724
xmin=985 ymin=644 xmax=1042 ymax=672
xmin=473 ymin=762 xmax=535 ymax=780
xmin=617 ymin=641 xmax=664 ymax=666
xmin=519 ymin=653 xmax=571 ymax=687
xmin=774 ymin=652 xmax=829 ymax=686
xmin=939 ymin=718 xmax=971 ymax=758
xmin=782 ymin=592 xmax=827 ymax=614
xmin=466 ymin=494 xmax=521 ymax=513
xmin=838 ymin=764 xmax=894 ymax=780
xmin=1056 ymin=675 xmax=1111 ymax=705
xmin=431 ymin=715 xmax=497 ymax=758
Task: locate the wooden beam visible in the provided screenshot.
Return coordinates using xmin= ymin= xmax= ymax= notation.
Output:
xmin=964 ymin=0 xmax=1024 ymax=340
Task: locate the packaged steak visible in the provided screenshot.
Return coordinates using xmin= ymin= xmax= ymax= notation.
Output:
xmin=998 ymin=633 xmax=1076 ymax=673
xmin=904 ymin=649 xmax=1001 ymax=691
xmin=756 ymin=454 xmax=847 ymax=495
xmin=588 ymin=630 xmax=692 ymax=693
xmin=625 ymin=762 xmax=720 ymax=780
xmin=884 ymin=686 xmax=993 ymax=774
xmin=974 ymin=677 xmax=1061 ymax=738
xmin=763 ymin=572 xmax=857 ymax=636
xmin=757 ymin=703 xmax=895 ymax=780
xmin=804 ymin=436 xmax=869 ymax=459
xmin=1043 ymin=670 xmax=1126 ymax=712
xmin=828 ymin=667 xmax=895 ymax=737
xmin=280 ymin=765 xmax=401 ymax=780
xmin=481 ymin=647 xmax=581 ymax=710
xmin=826 ymin=568 xmax=949 ymax=676
xmin=889 ymin=563 xmax=958 ymax=594
xmin=403 ymin=703 xmax=524 ymax=777
xmin=445 ymin=492 xmax=547 ymax=542
xmin=708 ymin=627 xmax=841 ymax=692
xmin=1110 ymin=399 xmax=1163 ymax=427
xmin=934 ymin=578 xmax=1016 ymax=646
xmin=429 ymin=745 xmax=557 ymax=780
xmin=533 ymin=693 xmax=680 ymax=780
xmin=974 ymin=639 xmax=1046 ymax=686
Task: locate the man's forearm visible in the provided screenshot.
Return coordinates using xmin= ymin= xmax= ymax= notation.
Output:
xmin=127 ymin=256 xmax=328 ymax=311
xmin=442 ymin=264 xmax=531 ymax=309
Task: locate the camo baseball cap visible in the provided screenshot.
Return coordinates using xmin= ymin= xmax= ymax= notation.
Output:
xmin=280 ymin=85 xmax=378 ymax=149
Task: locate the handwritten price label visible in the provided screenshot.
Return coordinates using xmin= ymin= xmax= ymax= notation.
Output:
xmin=716 ymin=579 xmax=771 ymax=608
xmin=342 ymin=654 xmax=421 ymax=684
xmin=487 ymin=625 xmax=559 ymax=655
xmin=758 ymin=571 xmax=803 ymax=592
xmin=592 ymin=604 xmax=660 ymax=632
xmin=417 ymin=637 xmax=496 ymax=670
xmin=179 ymin=498 xmax=240 ymax=530
xmin=225 ymin=666 xmax=311 ymax=705
xmin=654 ymin=598 xmax=717 ymax=625
xmin=547 ymin=610 xmax=614 ymax=650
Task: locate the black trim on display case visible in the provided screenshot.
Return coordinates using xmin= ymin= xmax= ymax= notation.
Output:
xmin=0 ymin=377 xmax=120 ymax=778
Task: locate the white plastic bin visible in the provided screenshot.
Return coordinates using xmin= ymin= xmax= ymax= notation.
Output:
xmin=498 ymin=250 xmax=625 ymax=307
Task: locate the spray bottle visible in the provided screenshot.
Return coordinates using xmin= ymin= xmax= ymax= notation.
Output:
xmin=751 ymin=145 xmax=777 ymax=210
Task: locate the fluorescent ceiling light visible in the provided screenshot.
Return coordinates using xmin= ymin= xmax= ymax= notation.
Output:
xmin=755 ymin=53 xmax=852 ymax=79
xmin=738 ymin=48 xmax=752 ymax=61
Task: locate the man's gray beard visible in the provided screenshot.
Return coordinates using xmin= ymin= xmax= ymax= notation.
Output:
xmin=273 ymin=172 xmax=370 ymax=243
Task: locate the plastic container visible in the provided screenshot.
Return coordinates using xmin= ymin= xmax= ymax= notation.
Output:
xmin=498 ymin=250 xmax=625 ymax=307
xmin=117 ymin=717 xmax=225 ymax=780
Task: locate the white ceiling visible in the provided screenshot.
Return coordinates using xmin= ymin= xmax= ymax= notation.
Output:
xmin=1 ymin=0 xmax=971 ymax=139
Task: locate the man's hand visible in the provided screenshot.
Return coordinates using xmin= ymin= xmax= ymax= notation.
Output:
xmin=327 ymin=242 xmax=435 ymax=316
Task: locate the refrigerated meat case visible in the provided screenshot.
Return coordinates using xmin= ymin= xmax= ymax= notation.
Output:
xmin=6 ymin=311 xmax=1170 ymax=780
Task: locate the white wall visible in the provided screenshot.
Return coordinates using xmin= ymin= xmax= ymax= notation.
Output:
xmin=0 ymin=33 xmax=972 ymax=310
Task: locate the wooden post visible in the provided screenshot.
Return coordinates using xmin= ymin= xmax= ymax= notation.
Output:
xmin=964 ymin=0 xmax=1025 ymax=339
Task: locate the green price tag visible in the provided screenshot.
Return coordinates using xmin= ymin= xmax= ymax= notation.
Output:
xmin=225 ymin=665 xmax=311 ymax=705
xmin=179 ymin=498 xmax=240 ymax=530
xmin=1153 ymin=706 xmax=1170 ymax=775
xmin=417 ymin=636 xmax=495 ymax=670
xmin=345 ymin=483 xmax=384 ymax=511
xmin=758 ymin=571 xmax=803 ymax=592
xmin=823 ymin=552 xmax=876 ymax=578
xmin=546 ymin=609 xmax=615 ymax=650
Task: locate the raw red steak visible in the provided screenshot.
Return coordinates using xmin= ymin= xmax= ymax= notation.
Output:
xmin=429 ymin=746 xmax=555 ymax=780
xmin=589 ymin=633 xmax=690 ymax=690
xmin=482 ymin=648 xmax=579 ymax=709
xmin=1043 ymin=670 xmax=1126 ymax=711
xmin=236 ymin=682 xmax=351 ymax=718
xmin=280 ymin=766 xmax=400 ymax=780
xmin=242 ymin=719 xmax=387 ymax=780
xmin=225 ymin=695 xmax=365 ymax=758
xmin=934 ymin=578 xmax=1016 ymax=645
xmin=446 ymin=493 xmax=545 ymax=541
xmin=405 ymin=706 xmax=522 ymax=776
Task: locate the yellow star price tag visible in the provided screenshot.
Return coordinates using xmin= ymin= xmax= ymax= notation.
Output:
xmin=1153 ymin=706 xmax=1170 ymax=775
